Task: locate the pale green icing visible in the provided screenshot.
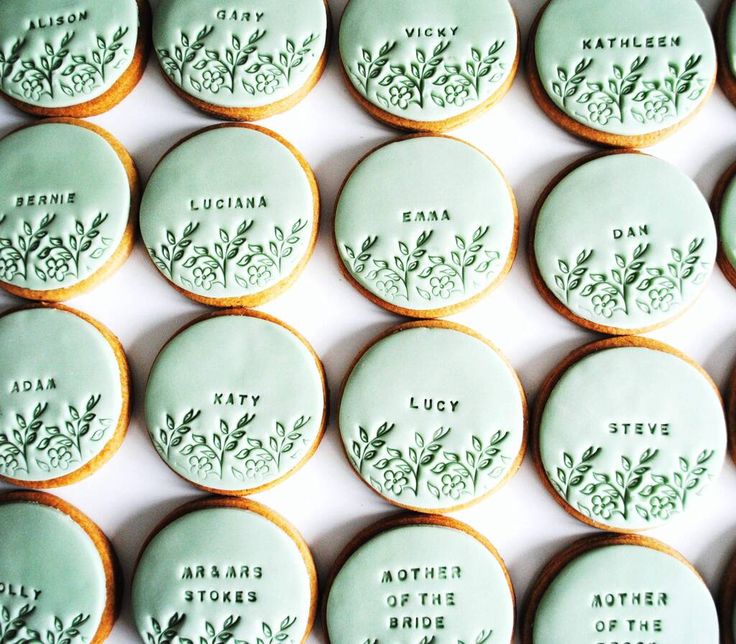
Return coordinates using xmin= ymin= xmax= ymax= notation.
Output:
xmin=534 ymin=0 xmax=716 ymax=136
xmin=0 ymin=122 xmax=130 ymax=292
xmin=145 ymin=314 xmax=324 ymax=492
xmin=533 ymin=543 xmax=718 ymax=643
xmin=339 ymin=326 xmax=524 ymax=511
xmin=140 ymin=127 xmax=315 ymax=301
xmin=326 ymin=523 xmax=514 ymax=644
xmin=339 ymin=0 xmax=517 ymax=123
xmin=719 ymin=170 xmax=736 ymax=272
xmin=0 ymin=500 xmax=107 ymax=642
xmin=133 ymin=506 xmax=312 ymax=643
xmin=153 ymin=0 xmax=327 ymax=109
xmin=0 ymin=307 xmax=124 ymax=483
xmin=728 ymin=3 xmax=736 ymax=78
xmin=335 ymin=137 xmax=515 ymax=313
xmin=534 ymin=154 xmax=715 ymax=331
xmin=539 ymin=346 xmax=726 ymax=531
xmin=0 ymin=0 xmax=138 ymax=108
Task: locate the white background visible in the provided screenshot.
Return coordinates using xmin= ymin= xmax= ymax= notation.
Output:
xmin=1 ymin=0 xmax=736 ymax=641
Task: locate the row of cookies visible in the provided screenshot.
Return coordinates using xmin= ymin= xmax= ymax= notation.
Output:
xmin=0 ymin=302 xmax=730 ymax=534
xmin=3 ymin=118 xmax=736 ymax=335
xmin=2 ymin=489 xmax=735 ymax=643
xmin=5 ymin=0 xmax=736 ymax=144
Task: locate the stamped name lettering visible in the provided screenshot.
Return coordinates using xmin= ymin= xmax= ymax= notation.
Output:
xmin=613 ymin=224 xmax=649 ymax=239
xmin=405 ymin=26 xmax=460 ymax=39
xmin=402 ymin=209 xmax=451 ymax=223
xmin=0 ymin=580 xmax=42 ymax=601
xmin=408 ymin=396 xmax=459 ymax=413
xmin=608 ymin=422 xmax=670 ymax=436
xmin=589 ymin=589 xmax=667 ymax=642
xmin=9 ymin=378 xmax=57 ymax=393
xmin=212 ymin=392 xmax=261 ymax=407
xmin=14 ymin=192 xmax=76 ymax=208
xmin=189 ymin=195 xmax=268 ymax=211
xmin=581 ymin=34 xmax=682 ymax=50
xmin=28 ymin=11 xmax=90 ymax=31
xmin=180 ymin=563 xmax=263 ymax=605
xmin=215 ymin=9 xmax=265 ymax=23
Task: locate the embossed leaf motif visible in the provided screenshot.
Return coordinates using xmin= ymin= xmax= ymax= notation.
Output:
xmin=549 ymin=447 xmax=715 ymax=523
xmin=0 ymin=605 xmax=90 ymax=644
xmin=145 ymin=614 xmax=296 ymax=644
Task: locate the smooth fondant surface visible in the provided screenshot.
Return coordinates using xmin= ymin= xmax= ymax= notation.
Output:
xmin=0 ymin=500 xmax=106 ymax=642
xmin=153 ymin=0 xmax=327 ymax=108
xmin=534 ymin=153 xmax=715 ymax=330
xmin=539 ymin=346 xmax=726 ymax=530
xmin=145 ymin=314 xmax=324 ymax=492
xmin=339 ymin=0 xmax=517 ymax=122
xmin=0 ymin=0 xmax=138 ymax=108
xmin=140 ymin=127 xmax=315 ymax=301
xmin=535 ymin=0 xmax=716 ymax=136
xmin=0 ymin=307 xmax=124 ymax=483
xmin=0 ymin=122 xmax=130 ymax=293
xmin=340 ymin=326 xmax=525 ymax=510
xmin=335 ymin=137 xmax=515 ymax=313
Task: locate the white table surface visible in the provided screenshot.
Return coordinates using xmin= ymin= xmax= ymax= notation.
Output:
xmin=1 ymin=0 xmax=736 ymax=641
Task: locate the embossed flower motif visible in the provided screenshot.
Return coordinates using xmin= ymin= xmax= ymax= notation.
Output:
xmin=48 ymin=447 xmax=72 ymax=470
xmin=430 ymin=275 xmax=453 ymax=299
xmin=45 ymin=257 xmax=70 ymax=281
xmin=72 ymin=71 xmax=95 ymax=94
xmin=383 ymin=470 xmax=408 ymax=495
xmin=247 ymin=264 xmax=272 ymax=287
xmin=0 ymin=452 xmax=19 ymax=472
xmin=591 ymin=494 xmax=616 ymax=520
xmin=188 ymin=455 xmax=213 ymax=477
xmin=0 ymin=257 xmax=18 ymax=281
xmin=444 ymin=83 xmax=470 ymax=106
xmin=193 ymin=266 xmax=216 ymax=290
xmin=21 ymin=76 xmax=44 ymax=101
xmin=592 ymin=293 xmax=616 ymax=319
xmin=644 ymin=99 xmax=668 ymax=123
xmin=376 ymin=280 xmax=400 ymax=297
xmin=649 ymin=495 xmax=677 ymax=520
xmin=202 ymin=69 xmax=225 ymax=93
xmin=389 ymin=85 xmax=413 ymax=110
xmin=245 ymin=458 xmax=269 ymax=479
xmin=440 ymin=474 xmax=466 ymax=500
xmin=587 ymin=101 xmax=613 ymax=125
xmin=255 ymin=72 xmax=278 ymax=95
xmin=649 ymin=288 xmax=674 ymax=312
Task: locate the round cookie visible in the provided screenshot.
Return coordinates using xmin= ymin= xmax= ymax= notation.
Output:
xmin=528 ymin=0 xmax=716 ymax=147
xmin=0 ymin=305 xmax=130 ymax=488
xmin=522 ymin=534 xmax=719 ymax=644
xmin=144 ymin=309 xmax=327 ymax=495
xmin=713 ymin=159 xmax=736 ymax=291
xmin=0 ymin=491 xmax=120 ymax=644
xmin=339 ymin=321 xmax=526 ymax=513
xmin=325 ymin=514 xmax=515 ymax=644
xmin=717 ymin=0 xmax=736 ymax=109
xmin=530 ymin=152 xmax=716 ymax=335
xmin=334 ymin=136 xmax=517 ymax=317
xmin=533 ymin=337 xmax=726 ymax=532
xmin=338 ymin=0 xmax=519 ymax=131
xmin=141 ymin=125 xmax=319 ymax=308
xmin=0 ymin=0 xmax=149 ymax=117
xmin=153 ymin=0 xmax=329 ymax=121
xmin=133 ymin=497 xmax=316 ymax=644
xmin=0 ymin=119 xmax=138 ymax=302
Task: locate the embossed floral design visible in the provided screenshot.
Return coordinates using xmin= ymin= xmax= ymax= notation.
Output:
xmin=244 ymin=458 xmax=269 ymax=479
xmin=71 ymin=70 xmax=94 ymax=93
xmin=48 ymin=446 xmax=72 ymax=470
xmin=0 ymin=605 xmax=89 ymax=644
xmin=0 ymin=38 xmax=25 ymax=91
xmin=389 ymin=84 xmax=413 ymax=109
xmin=144 ymin=613 xmax=296 ymax=644
xmin=549 ymin=448 xmax=716 ymax=524
xmin=202 ymin=68 xmax=225 ymax=93
xmin=551 ymin=238 xmax=708 ymax=320
xmin=148 ymin=218 xmax=309 ymax=294
xmin=349 ymin=423 xmax=511 ymax=503
xmin=343 ymin=227 xmax=502 ymax=304
xmin=547 ymin=54 xmax=707 ymax=126
xmin=45 ymin=257 xmax=70 ymax=281
xmin=255 ymin=71 xmax=278 ymax=94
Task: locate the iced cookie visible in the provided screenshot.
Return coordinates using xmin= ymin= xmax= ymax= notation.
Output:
xmin=718 ymin=0 xmax=736 ymax=108
xmin=339 ymin=321 xmax=526 ymax=513
xmin=0 ymin=491 xmax=120 ymax=643
xmin=145 ymin=310 xmax=326 ymax=495
xmin=335 ymin=136 xmax=517 ymax=318
xmin=528 ymin=0 xmax=716 ymax=147
xmin=339 ymin=0 xmax=518 ymax=132
xmin=523 ymin=534 xmax=718 ymax=644
xmin=534 ymin=336 xmax=726 ymax=532
xmin=133 ymin=497 xmax=316 ymax=644
xmin=141 ymin=125 xmax=318 ymax=308
xmin=713 ymin=160 xmax=736 ymax=291
xmin=0 ymin=305 xmax=130 ymax=488
xmin=0 ymin=119 xmax=138 ymax=302
xmin=530 ymin=152 xmax=715 ymax=335
xmin=153 ymin=0 xmax=329 ymax=120
xmin=0 ymin=0 xmax=149 ymax=117
xmin=325 ymin=514 xmax=515 ymax=644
